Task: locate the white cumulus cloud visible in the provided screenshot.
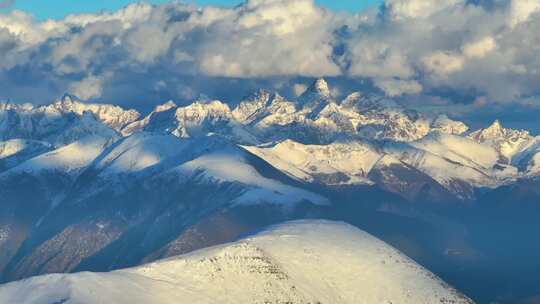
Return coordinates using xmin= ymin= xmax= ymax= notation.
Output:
xmin=0 ymin=0 xmax=539 ymax=105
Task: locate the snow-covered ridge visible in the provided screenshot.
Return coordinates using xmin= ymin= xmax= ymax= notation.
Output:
xmin=244 ymin=139 xmax=379 ymax=185
xmin=56 ymin=132 xmax=327 ymax=207
xmin=1 ymin=94 xmax=139 ymax=135
xmin=45 ymin=94 xmax=141 ymax=132
xmin=0 ymin=96 xmax=124 ymax=147
xmin=1 ymin=79 xmax=540 ymax=201
xmin=0 ymin=139 xmax=51 ymax=160
xmin=0 ymin=136 xmax=111 ymax=177
xmin=244 ymin=129 xmax=532 ymax=201
xmin=0 ymin=220 xmax=474 ymax=304
xmin=431 ymin=115 xmax=469 ymax=135
xmin=0 ymin=79 xmax=483 ymax=147
xmin=171 ymin=146 xmax=329 ymax=206
xmin=122 ymin=98 xmax=258 ymax=144
xmin=469 ymin=120 xmax=536 ymax=163
xmin=0 ymin=139 xmax=52 ymax=172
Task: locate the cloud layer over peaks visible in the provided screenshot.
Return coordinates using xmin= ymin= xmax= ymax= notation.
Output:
xmin=0 ymin=0 xmax=540 ymax=109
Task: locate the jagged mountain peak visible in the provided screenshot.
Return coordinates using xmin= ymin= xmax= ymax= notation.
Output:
xmin=131 ymin=99 xmax=258 ymax=144
xmin=50 ymin=93 xmax=87 ymax=112
xmin=469 ymin=120 xmax=534 ymax=163
xmin=49 ymin=93 xmax=82 ymax=114
xmin=120 ymin=101 xmax=179 ymax=136
xmin=233 ymin=90 xmax=274 ymax=124
xmin=430 ymin=115 xmax=469 ymax=135
xmin=248 ymin=88 xmax=272 ymax=100
xmin=307 ymin=78 xmax=331 ymax=98
xmin=153 ymin=100 xmax=178 ymax=113
xmin=176 ymin=99 xmax=232 ymax=116
xmin=340 ymin=91 xmax=362 ymax=106
xmin=0 ymin=96 xmax=122 ymax=147
xmin=482 ymin=120 xmax=505 ymax=137
xmin=42 ymin=93 xmax=141 ymax=132
xmin=60 ymin=92 xmax=79 ymax=103
xmin=3 ymin=85 xmax=540 ymax=191
xmin=46 ymin=93 xmax=83 ymax=113
xmin=236 ymin=89 xmax=287 ymax=108
xmin=343 ymin=93 xmax=400 ymax=112
xmin=297 ymin=78 xmax=334 ymax=112
xmin=490 ymin=119 xmax=503 ymax=129
xmin=469 ymin=119 xmax=531 ymax=142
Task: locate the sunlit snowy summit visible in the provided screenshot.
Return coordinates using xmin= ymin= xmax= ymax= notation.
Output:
xmin=0 ymin=221 xmax=473 ymax=304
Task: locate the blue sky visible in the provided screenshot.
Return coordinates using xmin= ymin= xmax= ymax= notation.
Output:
xmin=7 ymin=0 xmax=382 ymax=20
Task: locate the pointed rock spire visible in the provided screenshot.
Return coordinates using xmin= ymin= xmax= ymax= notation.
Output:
xmin=297 ymin=78 xmax=334 ymax=113
xmin=481 ymin=120 xmax=506 ymax=138
xmin=488 ymin=119 xmax=503 ymax=131
xmin=59 ymin=93 xmax=83 ymax=105
xmin=307 ymin=78 xmax=331 ymax=98
xmin=60 ymin=93 xmax=77 ymax=104
xmin=469 ymin=119 xmax=507 ymax=143
xmin=50 ymin=93 xmax=82 ymax=113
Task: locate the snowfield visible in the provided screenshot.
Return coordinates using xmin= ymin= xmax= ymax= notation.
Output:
xmin=174 ymin=147 xmax=329 ymax=206
xmin=244 ymin=139 xmax=379 ymax=185
xmin=0 ymin=220 xmax=473 ymax=304
xmin=1 ymin=136 xmax=110 ymax=176
xmin=93 ymin=132 xmax=191 ymax=176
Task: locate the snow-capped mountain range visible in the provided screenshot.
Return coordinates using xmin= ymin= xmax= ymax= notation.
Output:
xmin=1 ymin=79 xmax=539 ymax=302
xmin=2 ymin=78 xmax=538 ymax=201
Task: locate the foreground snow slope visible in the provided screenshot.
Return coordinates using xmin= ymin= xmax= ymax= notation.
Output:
xmin=0 ymin=221 xmax=474 ymax=304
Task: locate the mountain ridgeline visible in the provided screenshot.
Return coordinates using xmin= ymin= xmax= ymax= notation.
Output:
xmin=0 ymin=221 xmax=474 ymax=304
xmin=1 ymin=79 xmax=539 ymax=303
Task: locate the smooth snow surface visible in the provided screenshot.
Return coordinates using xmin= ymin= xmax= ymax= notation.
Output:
xmin=0 ymin=221 xmax=474 ymax=304
xmin=174 ymin=147 xmax=329 ymax=206
xmin=94 ymin=132 xmax=189 ymax=175
xmin=244 ymin=140 xmax=379 ymax=185
xmin=1 ymin=136 xmax=109 ymax=176
xmin=411 ymin=133 xmax=499 ymax=169
xmin=0 ymin=140 xmax=47 ymax=159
